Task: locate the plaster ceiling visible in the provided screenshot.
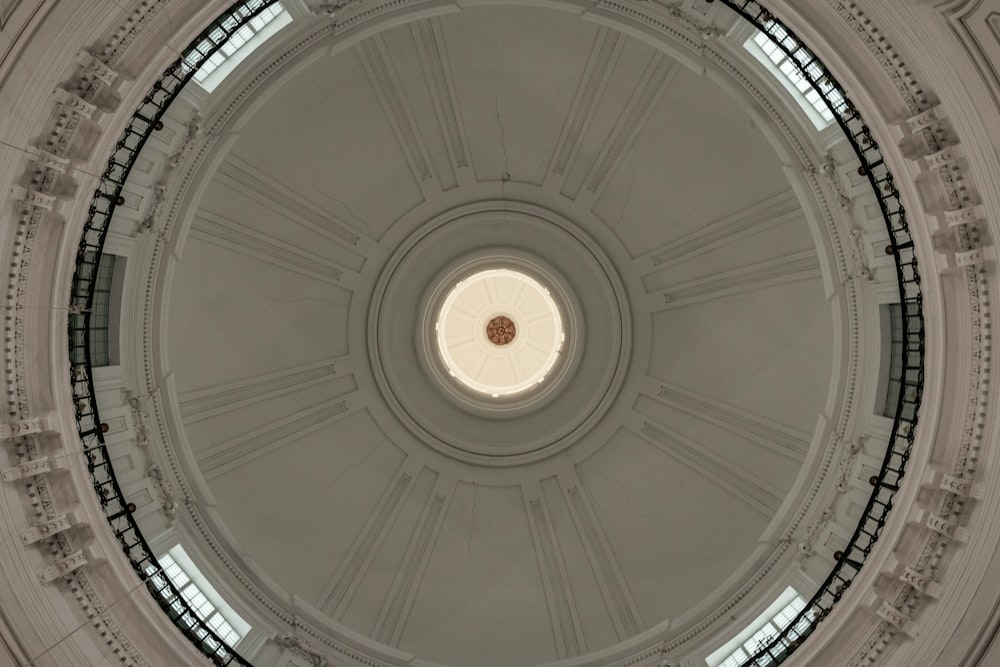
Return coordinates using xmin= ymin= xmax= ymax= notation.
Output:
xmin=152 ymin=3 xmax=844 ymax=665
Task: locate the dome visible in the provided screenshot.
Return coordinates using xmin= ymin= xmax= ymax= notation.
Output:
xmin=1 ymin=2 xmax=998 ymax=667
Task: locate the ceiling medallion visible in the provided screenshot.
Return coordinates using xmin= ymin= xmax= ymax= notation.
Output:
xmin=486 ymin=315 xmax=516 ymax=346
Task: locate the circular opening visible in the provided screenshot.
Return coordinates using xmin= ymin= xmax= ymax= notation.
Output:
xmin=435 ymin=268 xmax=565 ymax=398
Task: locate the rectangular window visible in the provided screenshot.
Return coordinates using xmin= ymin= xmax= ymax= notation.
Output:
xmin=185 ymin=1 xmax=291 ymax=92
xmin=745 ymin=27 xmax=845 ymax=130
xmin=147 ymin=546 xmax=250 ymax=647
xmin=880 ymin=304 xmax=920 ymax=421
xmin=708 ymin=587 xmax=810 ymax=667
xmin=87 ymin=253 xmax=125 ymax=367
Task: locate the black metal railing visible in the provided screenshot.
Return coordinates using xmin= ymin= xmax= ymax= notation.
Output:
xmin=715 ymin=2 xmax=925 ymax=665
xmin=68 ymin=1 xmax=281 ymax=665
xmin=65 ymin=1 xmax=924 ymax=666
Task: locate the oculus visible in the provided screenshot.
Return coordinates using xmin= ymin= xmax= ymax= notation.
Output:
xmin=434 ymin=268 xmax=565 ymax=398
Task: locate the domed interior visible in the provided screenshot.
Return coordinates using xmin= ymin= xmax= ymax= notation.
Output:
xmin=151 ymin=4 xmax=840 ymax=665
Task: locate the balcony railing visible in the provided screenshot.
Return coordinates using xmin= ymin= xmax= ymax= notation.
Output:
xmin=717 ymin=2 xmax=924 ymax=665
xmin=68 ymin=1 xmax=282 ymax=665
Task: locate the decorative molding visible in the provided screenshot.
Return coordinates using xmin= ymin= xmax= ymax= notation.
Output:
xmin=74 ymin=50 xmax=119 ymax=86
xmin=813 ymin=152 xmax=853 ymax=210
xmin=319 ymin=468 xmax=414 ymax=617
xmin=655 ymin=249 xmax=821 ymax=309
xmin=313 ymin=0 xmax=363 ymax=31
xmin=40 ymin=548 xmax=92 ymax=583
xmin=373 ymin=489 xmax=449 ymax=646
xmin=525 ymin=489 xmax=585 ymax=658
xmin=197 ymin=397 xmax=354 ymax=479
xmin=125 ymin=389 xmax=152 ymax=447
xmin=135 ymin=182 xmax=166 ymax=236
xmin=190 ymin=210 xmax=345 ymax=284
xmin=564 ymin=483 xmax=643 ymax=639
xmin=655 ymin=381 xmax=810 ymax=461
xmin=95 ymin=0 xmax=169 ymax=66
xmin=53 ymin=86 xmax=97 ymax=118
xmin=847 ymin=227 xmax=875 ymax=281
xmin=25 ymin=145 xmax=70 ymax=173
xmin=357 ymin=35 xmax=435 ymax=185
xmin=2 ymin=455 xmax=56 ymax=481
xmin=1 ymin=1 xmax=968 ymax=667
xmin=660 ymin=1 xmax=726 ymax=40
xmin=0 ymin=2 xmax=175 ymax=664
xmin=582 ymin=54 xmax=678 ymax=198
xmin=0 ymin=415 xmax=54 ymax=439
xmin=21 ymin=512 xmax=78 ymax=545
xmin=273 ymin=630 xmax=328 ymax=666
xmin=178 ymin=358 xmax=340 ymax=423
xmin=875 ymin=599 xmax=919 ymax=637
xmin=549 ymin=26 xmax=622 ymax=178
xmin=642 ymin=189 xmax=802 ymax=269
xmin=635 ymin=420 xmax=783 ymax=515
xmin=9 ymin=185 xmax=56 ymax=211
xmin=215 ymin=156 xmax=363 ymax=251
xmin=821 ymin=3 xmax=993 ymax=665
xmin=824 ymin=0 xmax=933 ymax=112
xmin=166 ymin=111 xmax=203 ymax=169
xmin=145 ymin=464 xmax=176 ymax=519
xmin=413 ymin=18 xmax=470 ymax=173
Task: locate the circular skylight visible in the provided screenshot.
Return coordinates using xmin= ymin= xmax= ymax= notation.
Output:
xmin=435 ymin=268 xmax=565 ymax=398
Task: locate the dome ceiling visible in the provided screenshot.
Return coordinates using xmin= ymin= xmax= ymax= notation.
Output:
xmin=150 ymin=3 xmax=843 ymax=665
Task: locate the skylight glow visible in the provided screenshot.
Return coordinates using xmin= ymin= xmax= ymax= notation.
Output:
xmin=183 ymin=1 xmax=290 ymax=92
xmin=708 ymin=587 xmax=811 ymax=667
xmin=746 ymin=26 xmax=845 ymax=129
xmin=435 ymin=269 xmax=565 ymax=398
xmin=146 ymin=545 xmax=250 ymax=647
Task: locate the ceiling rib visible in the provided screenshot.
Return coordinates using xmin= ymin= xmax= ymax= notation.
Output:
xmin=358 ymin=35 xmax=439 ymax=196
xmin=216 ymin=155 xmax=367 ymax=252
xmin=318 ymin=460 xmax=418 ymax=618
xmin=178 ymin=357 xmax=343 ymax=424
xmin=412 ymin=18 xmax=472 ymax=186
xmin=197 ymin=390 xmax=358 ymax=479
xmin=655 ymin=380 xmax=810 ymax=461
xmin=547 ymin=26 xmax=623 ymax=185
xmin=631 ymin=416 xmax=783 ymax=516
